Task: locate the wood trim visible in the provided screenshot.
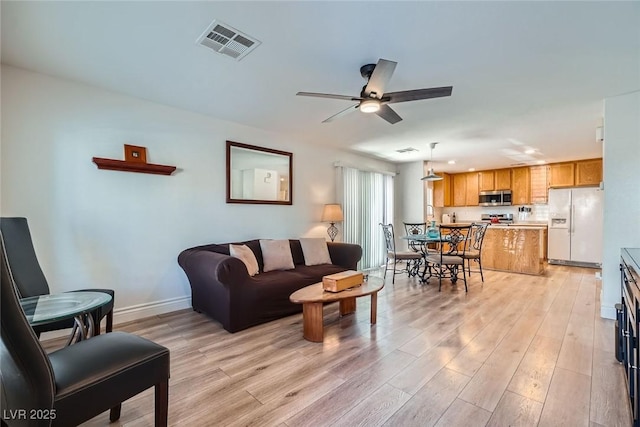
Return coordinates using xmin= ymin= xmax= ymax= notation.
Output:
xmin=92 ymin=158 xmax=176 ymax=175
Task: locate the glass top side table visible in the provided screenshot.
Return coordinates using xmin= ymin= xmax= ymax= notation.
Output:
xmin=20 ymin=291 xmax=113 ymax=345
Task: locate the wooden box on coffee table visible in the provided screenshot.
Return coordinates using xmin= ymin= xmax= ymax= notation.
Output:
xmin=322 ymin=270 xmax=363 ymax=292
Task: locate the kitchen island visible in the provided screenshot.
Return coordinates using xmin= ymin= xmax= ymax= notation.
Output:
xmin=481 ymin=224 xmax=547 ymax=275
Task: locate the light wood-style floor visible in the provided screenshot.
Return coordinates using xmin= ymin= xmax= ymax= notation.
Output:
xmin=44 ymin=264 xmax=631 ymax=426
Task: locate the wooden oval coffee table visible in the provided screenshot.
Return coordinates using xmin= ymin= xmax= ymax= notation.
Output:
xmin=289 ymin=276 xmax=384 ymax=342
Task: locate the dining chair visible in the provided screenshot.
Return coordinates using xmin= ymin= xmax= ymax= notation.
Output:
xmin=462 ymin=222 xmax=489 ymax=282
xmin=424 ymin=224 xmax=472 ymax=291
xmin=380 ymin=223 xmax=423 ymax=284
xmin=1 ymin=239 xmax=170 ymax=427
xmin=0 ymin=217 xmax=114 ymax=337
xmin=403 ymin=222 xmax=426 ymax=252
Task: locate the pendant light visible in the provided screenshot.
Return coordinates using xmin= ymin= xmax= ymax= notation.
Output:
xmin=421 ymin=142 xmax=443 ymax=181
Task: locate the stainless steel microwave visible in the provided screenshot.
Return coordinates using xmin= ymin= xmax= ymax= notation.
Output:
xmin=479 ymin=190 xmax=512 ymax=206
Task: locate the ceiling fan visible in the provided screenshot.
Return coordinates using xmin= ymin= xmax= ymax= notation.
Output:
xmin=296 ymin=58 xmax=452 ymax=124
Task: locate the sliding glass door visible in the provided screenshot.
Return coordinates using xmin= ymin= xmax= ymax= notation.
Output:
xmin=338 ymin=166 xmax=394 ymax=270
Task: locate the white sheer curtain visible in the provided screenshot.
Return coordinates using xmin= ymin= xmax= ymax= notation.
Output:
xmin=337 ymin=166 xmax=394 ymax=270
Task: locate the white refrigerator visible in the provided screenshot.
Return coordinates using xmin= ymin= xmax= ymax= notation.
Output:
xmin=547 ymin=187 xmax=603 ymax=266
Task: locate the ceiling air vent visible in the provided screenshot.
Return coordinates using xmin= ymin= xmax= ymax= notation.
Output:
xmin=196 ymin=20 xmax=260 ymax=61
xmin=396 ymin=147 xmax=418 ymax=153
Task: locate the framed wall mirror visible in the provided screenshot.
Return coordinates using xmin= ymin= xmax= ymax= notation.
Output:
xmin=226 ymin=141 xmax=293 ymax=205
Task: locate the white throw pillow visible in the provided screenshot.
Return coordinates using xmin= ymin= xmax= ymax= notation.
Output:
xmin=300 ymin=238 xmax=332 ymax=266
xmin=259 ymin=239 xmax=295 ymax=272
xmin=229 ymin=244 xmax=260 ymax=276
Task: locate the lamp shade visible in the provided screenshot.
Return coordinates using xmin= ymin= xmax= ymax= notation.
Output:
xmin=421 ymin=167 xmax=443 ymax=181
xmin=321 ymin=204 xmax=344 ymax=222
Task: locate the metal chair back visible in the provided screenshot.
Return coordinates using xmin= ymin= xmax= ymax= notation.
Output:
xmin=403 ymin=222 xmax=426 ymax=252
xmin=380 ymin=223 xmax=397 ymax=254
xmin=470 ymin=222 xmax=489 ymax=252
xmin=439 ymin=224 xmax=471 ymax=256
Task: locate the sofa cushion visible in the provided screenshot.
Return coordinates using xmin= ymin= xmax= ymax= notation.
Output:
xmin=260 ymin=239 xmax=295 ymax=272
xmin=300 ymin=238 xmax=332 ymax=266
xmin=229 ymin=244 xmax=259 ymax=276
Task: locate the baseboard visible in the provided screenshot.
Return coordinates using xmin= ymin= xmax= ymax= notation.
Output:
xmin=548 ymin=259 xmax=602 ymax=268
xmin=114 ymin=295 xmax=192 ymax=324
xmin=39 ymin=295 xmax=192 ymax=341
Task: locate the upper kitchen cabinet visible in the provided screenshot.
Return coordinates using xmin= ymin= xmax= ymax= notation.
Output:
xmin=466 ymin=172 xmax=479 ymax=206
xmin=433 ymin=173 xmax=452 ymax=207
xmin=452 ymin=173 xmax=467 ymax=206
xmin=549 ymin=162 xmax=575 ymax=187
xmin=478 ymin=171 xmax=494 ymax=191
xmin=530 ymin=165 xmax=549 ymax=204
xmin=495 ymin=169 xmax=511 ymax=190
xmin=575 ymin=158 xmax=602 ymax=186
xmin=511 ymin=167 xmax=531 ymax=205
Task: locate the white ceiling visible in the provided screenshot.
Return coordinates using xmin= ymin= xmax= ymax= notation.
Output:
xmin=2 ymin=1 xmax=638 ymax=173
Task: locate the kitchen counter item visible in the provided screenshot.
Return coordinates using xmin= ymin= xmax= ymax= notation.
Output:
xmin=442 ymin=214 xmax=451 ymax=224
xmin=480 ymin=213 xmax=514 ymax=224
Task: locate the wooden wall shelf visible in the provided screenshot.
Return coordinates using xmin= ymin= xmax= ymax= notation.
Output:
xmin=92 ymin=157 xmax=176 ymax=175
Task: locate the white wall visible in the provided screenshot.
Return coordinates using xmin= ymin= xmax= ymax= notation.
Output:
xmin=0 ymin=65 xmax=395 ymax=323
xmin=395 ymin=161 xmax=426 ymax=249
xmin=601 ymin=90 xmax=640 ymax=318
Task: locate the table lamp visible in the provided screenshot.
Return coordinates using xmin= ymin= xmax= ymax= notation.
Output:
xmin=321 ymin=204 xmax=344 ymax=242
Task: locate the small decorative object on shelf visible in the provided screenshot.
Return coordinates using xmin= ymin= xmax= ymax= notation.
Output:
xmin=92 ymin=144 xmax=176 ymax=176
xmin=124 ymin=144 xmax=147 ymax=163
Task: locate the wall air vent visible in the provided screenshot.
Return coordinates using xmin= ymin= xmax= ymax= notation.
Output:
xmin=196 ymin=20 xmax=261 ymax=61
xmin=396 ymin=147 xmax=418 ymax=153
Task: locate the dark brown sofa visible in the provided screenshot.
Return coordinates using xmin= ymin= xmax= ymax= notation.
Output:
xmin=177 ymin=239 xmax=362 ymax=333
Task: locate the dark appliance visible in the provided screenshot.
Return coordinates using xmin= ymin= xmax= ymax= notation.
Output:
xmin=479 ymin=190 xmax=512 ymax=206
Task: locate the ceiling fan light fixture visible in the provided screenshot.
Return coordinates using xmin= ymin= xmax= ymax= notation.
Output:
xmin=360 ymin=99 xmax=381 ymax=113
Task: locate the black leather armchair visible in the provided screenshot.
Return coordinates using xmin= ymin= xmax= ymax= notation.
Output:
xmin=0 ymin=217 xmax=114 ymax=337
xmin=1 ymin=239 xmax=170 ymax=426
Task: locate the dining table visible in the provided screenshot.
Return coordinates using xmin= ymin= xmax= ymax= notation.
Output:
xmin=401 ymin=233 xmax=449 ymax=282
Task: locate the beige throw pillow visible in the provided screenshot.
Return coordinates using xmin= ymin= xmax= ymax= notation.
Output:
xmin=229 ymin=244 xmax=260 ymax=276
xmin=300 ymin=238 xmax=332 ymax=266
xmin=260 ymin=239 xmax=295 ymax=272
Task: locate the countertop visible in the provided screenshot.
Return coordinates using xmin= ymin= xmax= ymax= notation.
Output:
xmin=487 ymin=224 xmax=547 ymax=229
xmin=440 ymin=222 xmax=547 ymax=229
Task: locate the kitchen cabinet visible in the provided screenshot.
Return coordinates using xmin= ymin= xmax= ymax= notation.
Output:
xmin=478 ymin=171 xmax=494 ymax=192
xmin=619 ymin=248 xmax=640 ymax=426
xmin=482 ymin=225 xmax=547 ymax=275
xmin=511 ymin=167 xmax=530 ymax=205
xmin=495 ymin=169 xmax=511 ymax=190
xmin=575 ymin=158 xmax=602 ymax=186
xmin=478 ymin=169 xmax=510 ymax=191
xmin=465 ymin=172 xmax=479 ymax=206
xmin=452 ymin=173 xmax=466 ymax=207
xmin=530 ymin=165 xmax=549 ymax=204
xmin=433 ymin=173 xmax=452 ymax=207
xmin=549 ymin=162 xmax=575 ymax=187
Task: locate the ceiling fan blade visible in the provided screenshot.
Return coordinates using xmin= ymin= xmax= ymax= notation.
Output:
xmin=363 ymin=59 xmax=397 ymax=98
xmin=384 ymin=86 xmax=453 ymax=104
xmin=322 ymin=104 xmax=359 ymax=123
xmin=375 ymin=104 xmax=402 ymax=124
xmin=297 ymin=92 xmax=361 ymax=101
